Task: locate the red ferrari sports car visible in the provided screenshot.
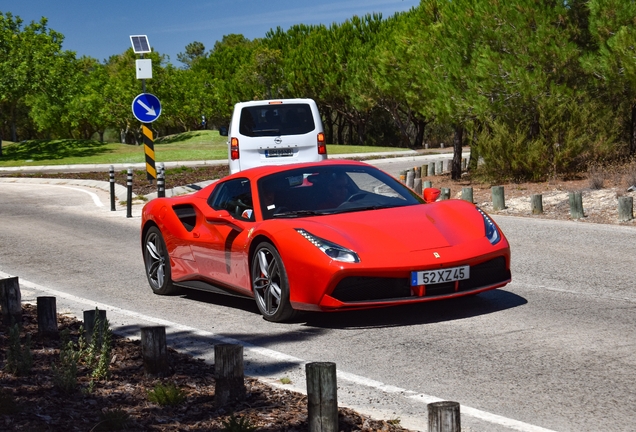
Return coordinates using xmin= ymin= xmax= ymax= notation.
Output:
xmin=141 ymin=160 xmax=511 ymax=322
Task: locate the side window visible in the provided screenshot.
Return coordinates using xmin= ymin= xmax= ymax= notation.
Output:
xmin=207 ymin=178 xmax=254 ymax=221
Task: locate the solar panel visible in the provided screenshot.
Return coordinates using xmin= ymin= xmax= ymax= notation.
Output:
xmin=130 ymin=35 xmax=151 ymax=53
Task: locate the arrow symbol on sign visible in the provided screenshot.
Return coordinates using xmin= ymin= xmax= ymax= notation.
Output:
xmin=136 ymin=99 xmax=156 ymax=116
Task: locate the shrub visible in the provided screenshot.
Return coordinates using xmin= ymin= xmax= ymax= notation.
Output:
xmin=4 ymin=323 xmax=33 ymax=376
xmin=147 ymin=382 xmax=186 ymax=406
xmin=93 ymin=408 xmax=131 ymax=431
xmin=52 ymin=329 xmax=80 ymax=393
xmin=222 ymin=414 xmax=258 ymax=432
xmin=588 ymin=165 xmax=605 ymax=189
xmin=474 ymin=95 xmax=623 ymax=182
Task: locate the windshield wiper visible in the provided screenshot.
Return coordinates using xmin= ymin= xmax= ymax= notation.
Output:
xmin=271 ymin=210 xmax=326 ymax=218
xmin=332 ymin=204 xmax=396 ymax=214
xmin=255 ymin=128 xmax=280 ymax=134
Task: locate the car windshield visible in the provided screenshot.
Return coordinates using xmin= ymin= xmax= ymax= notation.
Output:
xmin=257 ymin=165 xmax=423 ymax=220
xmin=239 ymin=104 xmax=315 ymax=137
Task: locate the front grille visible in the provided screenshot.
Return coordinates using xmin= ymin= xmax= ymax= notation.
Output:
xmin=330 ymin=276 xmax=411 ymax=302
xmin=330 ymin=256 xmax=510 ymax=303
xmin=458 ymin=257 xmax=510 ymax=291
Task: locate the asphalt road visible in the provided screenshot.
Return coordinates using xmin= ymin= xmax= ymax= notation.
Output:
xmin=1 ymin=167 xmax=635 ymax=432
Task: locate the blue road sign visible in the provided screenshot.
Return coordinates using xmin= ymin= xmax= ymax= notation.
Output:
xmin=132 ymin=93 xmax=162 ymax=123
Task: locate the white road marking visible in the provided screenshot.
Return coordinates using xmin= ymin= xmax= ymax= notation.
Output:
xmin=1 ymin=182 xmax=104 ymax=207
xmin=1 ymin=271 xmax=557 ymax=432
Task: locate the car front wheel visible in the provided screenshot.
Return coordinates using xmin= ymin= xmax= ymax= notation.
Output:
xmin=251 ymin=242 xmax=296 ymax=322
xmin=143 ymin=226 xmax=179 ymax=295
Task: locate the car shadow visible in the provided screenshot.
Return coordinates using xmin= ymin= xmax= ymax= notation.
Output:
xmin=180 ymin=288 xmax=261 ymax=314
xmin=301 ymin=289 xmax=527 ymax=329
xmin=179 ymin=288 xmax=526 ymax=329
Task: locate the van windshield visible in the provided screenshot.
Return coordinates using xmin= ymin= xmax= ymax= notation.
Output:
xmin=239 ymin=104 xmax=316 ymax=137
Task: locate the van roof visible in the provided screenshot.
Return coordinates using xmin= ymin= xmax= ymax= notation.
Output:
xmin=234 ymin=98 xmax=316 ymax=108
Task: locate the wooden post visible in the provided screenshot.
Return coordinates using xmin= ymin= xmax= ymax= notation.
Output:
xmin=492 ymin=186 xmax=506 ymax=210
xmin=461 ymin=187 xmax=473 ymax=203
xmin=420 ymin=165 xmax=427 ymax=179
xmin=37 ymin=296 xmax=58 ymax=338
xmin=83 ymin=309 xmax=107 ymax=345
xmin=406 ymin=170 xmax=415 ymax=188
xmin=306 ymin=362 xmax=338 ymax=432
xmin=399 ymin=170 xmax=407 ymax=183
xmin=414 ymin=178 xmax=423 ymax=195
xmin=461 ymin=158 xmax=467 ymax=171
xmin=618 ymin=196 xmax=633 ymax=222
xmin=141 ymin=326 xmax=169 ymax=376
xmin=0 ymin=277 xmax=21 ymax=326
xmin=569 ymin=191 xmax=584 ymax=219
xmin=437 ymin=161 xmax=443 ymax=174
xmin=440 ymin=188 xmax=450 ymax=200
xmin=414 ymin=167 xmax=421 ymax=179
xmin=428 ymin=163 xmax=435 ymax=177
xmin=423 ymin=181 xmax=433 ymax=189
xmin=531 ymin=194 xmax=543 ymax=214
xmin=428 ymin=401 xmax=461 ymax=432
xmin=215 ymin=344 xmax=245 ymax=408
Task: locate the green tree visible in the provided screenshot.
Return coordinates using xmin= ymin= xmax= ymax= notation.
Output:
xmin=159 ymin=65 xmax=210 ymax=132
xmin=373 ymin=6 xmax=435 ymax=148
xmin=0 ymin=12 xmax=69 ymax=152
xmin=177 ymin=41 xmax=206 ymax=68
xmin=584 ymin=0 xmax=636 ymax=154
xmin=195 ymin=34 xmax=256 ymax=124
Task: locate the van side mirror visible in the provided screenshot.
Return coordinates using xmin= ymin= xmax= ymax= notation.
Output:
xmin=423 ymin=188 xmax=441 ymax=203
xmin=219 ymin=126 xmax=228 ymax=136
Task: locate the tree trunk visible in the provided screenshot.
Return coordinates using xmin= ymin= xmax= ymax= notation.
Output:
xmin=631 ymin=103 xmax=636 ymax=155
xmin=414 ymin=119 xmax=426 ymax=148
xmin=452 ymin=125 xmax=463 ymax=180
xmin=323 ymin=107 xmax=334 ymax=145
xmin=11 ymin=104 xmax=18 ymax=142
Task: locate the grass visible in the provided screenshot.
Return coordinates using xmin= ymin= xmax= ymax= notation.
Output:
xmin=0 ymin=130 xmax=412 ymax=167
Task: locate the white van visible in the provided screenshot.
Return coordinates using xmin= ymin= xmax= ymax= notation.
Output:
xmin=220 ymin=98 xmax=327 ymax=174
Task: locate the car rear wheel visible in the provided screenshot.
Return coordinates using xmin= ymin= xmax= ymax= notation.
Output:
xmin=144 ymin=226 xmax=179 ymax=295
xmin=251 ymin=242 xmax=296 ymax=322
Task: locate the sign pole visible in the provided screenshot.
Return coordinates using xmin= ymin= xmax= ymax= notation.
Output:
xmin=130 ymin=35 xmax=157 ymax=184
xmin=142 ymin=123 xmax=157 ymax=182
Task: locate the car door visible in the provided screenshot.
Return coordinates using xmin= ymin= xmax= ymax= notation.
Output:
xmin=190 ymin=178 xmax=254 ymax=293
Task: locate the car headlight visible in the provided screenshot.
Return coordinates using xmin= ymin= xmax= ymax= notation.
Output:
xmin=295 ymin=229 xmax=360 ymax=263
xmin=477 ymin=207 xmax=501 ymax=245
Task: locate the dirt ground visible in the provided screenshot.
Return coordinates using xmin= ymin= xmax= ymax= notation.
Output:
xmin=0 ymin=305 xmax=410 ymax=431
xmin=426 ymin=173 xmax=636 ymax=226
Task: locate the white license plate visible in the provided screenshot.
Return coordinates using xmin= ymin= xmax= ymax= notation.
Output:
xmin=411 ymin=265 xmax=470 ymax=286
xmin=265 ymin=148 xmax=293 ymax=158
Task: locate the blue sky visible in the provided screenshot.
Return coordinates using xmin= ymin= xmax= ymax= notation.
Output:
xmin=3 ymin=0 xmax=420 ymax=65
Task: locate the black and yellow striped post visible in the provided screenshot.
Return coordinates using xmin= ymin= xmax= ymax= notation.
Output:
xmin=142 ymin=123 xmax=157 ymax=183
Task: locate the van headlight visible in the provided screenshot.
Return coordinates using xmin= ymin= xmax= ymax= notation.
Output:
xmin=296 ymin=229 xmax=359 ymax=263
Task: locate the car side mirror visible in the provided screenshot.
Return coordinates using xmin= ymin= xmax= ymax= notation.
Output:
xmin=219 ymin=126 xmax=228 ymax=136
xmin=204 ymin=209 xmax=245 ymax=232
xmin=423 ymin=187 xmax=441 ymax=203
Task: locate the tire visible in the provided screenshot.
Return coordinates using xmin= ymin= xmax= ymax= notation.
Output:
xmin=251 ymin=242 xmax=296 ymax=322
xmin=143 ymin=226 xmax=179 ymax=295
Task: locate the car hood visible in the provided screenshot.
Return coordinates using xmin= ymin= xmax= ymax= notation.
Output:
xmin=288 ymin=201 xmax=486 ymax=254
